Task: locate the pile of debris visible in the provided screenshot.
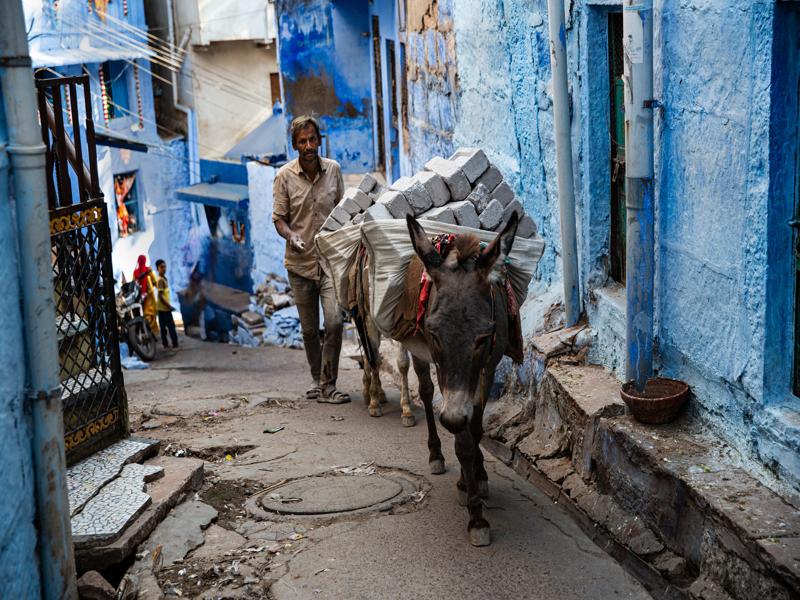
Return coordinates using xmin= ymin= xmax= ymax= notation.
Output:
xmin=322 ymin=147 xmax=538 ymax=238
xmin=229 ymin=274 xmax=303 ymax=349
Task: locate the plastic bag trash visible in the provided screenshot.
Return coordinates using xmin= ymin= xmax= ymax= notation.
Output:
xmin=121 ymin=355 xmax=149 ymax=370
xmin=263 ymin=425 xmax=285 ymax=434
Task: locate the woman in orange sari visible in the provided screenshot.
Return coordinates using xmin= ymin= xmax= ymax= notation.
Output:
xmin=133 ymin=255 xmax=159 ymax=336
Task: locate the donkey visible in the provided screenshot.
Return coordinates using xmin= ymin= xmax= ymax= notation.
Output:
xmin=355 ymin=267 xmax=416 ymax=428
xmin=356 ymin=212 xmax=520 ymax=546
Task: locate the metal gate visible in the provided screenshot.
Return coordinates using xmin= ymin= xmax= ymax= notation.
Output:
xmin=36 ymin=73 xmax=128 ymax=464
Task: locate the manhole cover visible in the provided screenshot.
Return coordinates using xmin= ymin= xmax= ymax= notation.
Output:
xmin=260 ymin=474 xmax=404 ymax=515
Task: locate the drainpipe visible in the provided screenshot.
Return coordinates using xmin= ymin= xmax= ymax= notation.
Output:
xmin=167 ymin=0 xmax=199 ymax=183
xmin=0 ymin=1 xmax=78 ymax=598
xmin=546 ymin=0 xmax=581 ymax=327
xmin=622 ymin=0 xmax=655 ymax=390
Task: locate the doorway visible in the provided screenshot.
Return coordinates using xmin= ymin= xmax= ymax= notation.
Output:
xmin=608 ymin=12 xmax=626 ymax=284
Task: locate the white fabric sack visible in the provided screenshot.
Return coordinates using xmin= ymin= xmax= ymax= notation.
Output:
xmin=360 ymin=219 xmax=545 ymax=338
xmin=316 ymin=223 xmax=363 ymax=307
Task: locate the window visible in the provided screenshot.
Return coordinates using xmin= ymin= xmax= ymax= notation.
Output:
xmin=102 ymin=61 xmax=130 ymax=120
xmin=269 ymin=72 xmax=281 ymax=108
xmin=608 ymin=13 xmax=626 ymax=284
xmin=114 ymin=172 xmax=140 ymax=236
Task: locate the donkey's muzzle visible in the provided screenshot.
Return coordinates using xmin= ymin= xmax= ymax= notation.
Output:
xmin=440 ymin=409 xmax=469 ymax=433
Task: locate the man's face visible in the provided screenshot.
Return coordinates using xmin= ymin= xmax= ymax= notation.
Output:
xmin=293 ymin=124 xmax=320 ymax=164
xmin=158 ymin=263 xmax=167 ymax=276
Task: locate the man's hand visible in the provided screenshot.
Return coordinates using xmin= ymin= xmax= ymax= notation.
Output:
xmin=289 ymin=233 xmax=306 ymax=252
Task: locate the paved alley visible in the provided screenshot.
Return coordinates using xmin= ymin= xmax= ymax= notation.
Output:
xmin=124 ymin=337 xmax=652 ymax=600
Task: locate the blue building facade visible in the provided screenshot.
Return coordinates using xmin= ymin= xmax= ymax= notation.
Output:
xmin=402 ymin=0 xmax=800 ymax=489
xmin=24 ymin=0 xmax=193 ymax=290
xmin=275 ymin=0 xmax=376 ymax=174
xmin=0 ymin=75 xmax=42 ymax=600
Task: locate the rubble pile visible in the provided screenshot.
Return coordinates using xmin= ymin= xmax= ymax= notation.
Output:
xmin=229 ymin=274 xmax=303 ymax=349
xmin=322 ymin=147 xmax=538 ymax=238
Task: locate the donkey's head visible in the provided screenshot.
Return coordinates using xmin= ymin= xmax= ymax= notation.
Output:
xmin=406 ymin=213 xmax=519 ymax=433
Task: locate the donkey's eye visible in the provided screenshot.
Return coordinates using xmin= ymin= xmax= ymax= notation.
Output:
xmin=430 ymin=333 xmax=443 ymax=354
xmin=474 ymin=333 xmax=492 ymax=350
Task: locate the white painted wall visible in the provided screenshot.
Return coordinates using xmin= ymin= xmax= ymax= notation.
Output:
xmin=175 ymin=1 xmax=279 ymax=159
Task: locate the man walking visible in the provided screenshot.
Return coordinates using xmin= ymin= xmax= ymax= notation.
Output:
xmin=273 ymin=115 xmax=349 ymax=403
xmin=155 ymin=259 xmax=179 ymax=349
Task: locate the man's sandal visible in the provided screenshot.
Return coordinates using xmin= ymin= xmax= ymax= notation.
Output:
xmin=305 ymin=385 xmax=322 ymax=400
xmin=318 ymin=389 xmax=351 ymax=404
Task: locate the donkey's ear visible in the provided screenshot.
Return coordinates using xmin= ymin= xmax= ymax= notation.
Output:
xmin=406 ymin=215 xmax=443 ymax=271
xmin=476 ymin=211 xmax=519 ymax=275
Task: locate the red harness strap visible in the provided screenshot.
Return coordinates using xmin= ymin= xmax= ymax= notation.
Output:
xmin=415 ymin=234 xmax=455 ymax=333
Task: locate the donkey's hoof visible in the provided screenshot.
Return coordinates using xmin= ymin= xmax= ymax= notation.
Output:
xmin=457 ymin=488 xmax=468 ymax=507
xmin=401 ymin=414 xmax=416 ymax=427
xmin=477 ymin=480 xmax=489 ymax=498
xmin=368 ymin=406 xmax=382 ymax=417
xmin=469 ymin=527 xmax=491 ymax=547
xmin=429 ymin=459 xmax=445 ymax=475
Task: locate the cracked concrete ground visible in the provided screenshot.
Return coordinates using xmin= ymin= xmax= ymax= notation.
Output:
xmin=124 ymin=336 xmax=651 ymax=599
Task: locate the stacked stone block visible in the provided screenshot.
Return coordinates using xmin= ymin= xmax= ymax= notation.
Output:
xmin=321 ymin=147 xmax=538 ymax=239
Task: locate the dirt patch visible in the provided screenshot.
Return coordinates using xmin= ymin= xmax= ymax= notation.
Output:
xmin=201 ymin=479 xmax=262 ymax=528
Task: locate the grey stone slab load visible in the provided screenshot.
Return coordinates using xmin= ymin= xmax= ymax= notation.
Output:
xmin=419 ymin=205 xmax=457 ymax=225
xmin=467 ymin=182 xmax=491 ymax=214
xmin=424 ymin=156 xmax=471 ymax=201
xmin=479 ymin=198 xmax=504 ymax=231
xmin=357 ymin=173 xmax=378 ymax=194
xmin=67 ymin=437 xmax=159 ymax=516
xmin=377 ymin=190 xmax=414 ymax=218
xmin=416 ymin=170 xmax=450 ymax=207
xmin=71 ymin=463 xmax=165 ymax=545
xmin=317 ymin=151 xmax=539 ymax=239
xmin=450 ymin=200 xmax=481 ymax=229
xmin=475 ymin=164 xmax=503 ymax=192
xmin=390 ymin=176 xmax=433 ymax=214
xmin=450 ymin=147 xmax=489 ymax=183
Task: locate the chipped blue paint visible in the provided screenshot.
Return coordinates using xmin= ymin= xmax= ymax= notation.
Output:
xmin=276 ymin=0 xmax=374 ymax=174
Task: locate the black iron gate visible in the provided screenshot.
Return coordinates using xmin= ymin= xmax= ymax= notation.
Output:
xmin=36 ymin=73 xmax=128 ymax=464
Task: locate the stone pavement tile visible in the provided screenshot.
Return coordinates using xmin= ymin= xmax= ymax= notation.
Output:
xmin=75 ymin=456 xmax=204 ymax=571
xmin=67 ymin=437 xmax=159 ymax=516
xmin=152 ymin=396 xmax=243 ymax=418
xmin=190 ymin=524 xmax=247 ymax=560
xmin=686 ymin=469 xmax=800 ymax=539
xmin=536 ymin=456 xmax=574 ymax=484
xmin=547 ymin=363 xmax=625 ymax=419
xmin=144 ymin=500 xmax=218 ymax=567
xmin=71 ymin=463 xmax=164 ymax=545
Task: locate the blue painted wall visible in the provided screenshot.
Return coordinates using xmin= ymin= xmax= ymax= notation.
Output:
xmin=405 ymin=0 xmax=459 ymax=173
xmin=276 ymin=0 xmax=374 ymax=174
xmin=404 ymin=0 xmax=800 ymax=488
xmin=0 ymin=78 xmax=43 ymax=600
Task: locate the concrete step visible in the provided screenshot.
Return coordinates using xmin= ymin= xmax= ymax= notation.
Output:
xmin=483 ymin=358 xmax=800 ymax=600
xmin=75 ymin=456 xmax=204 ymax=572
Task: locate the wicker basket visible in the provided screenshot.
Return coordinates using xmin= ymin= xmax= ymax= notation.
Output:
xmin=620 ymin=378 xmax=690 ymax=424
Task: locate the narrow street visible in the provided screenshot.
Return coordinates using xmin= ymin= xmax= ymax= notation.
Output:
xmin=124 ymin=337 xmax=651 ymax=600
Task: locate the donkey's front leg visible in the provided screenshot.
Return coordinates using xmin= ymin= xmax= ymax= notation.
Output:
xmin=397 ymin=349 xmax=415 ymax=427
xmin=412 ymin=355 xmax=445 ymax=474
xmin=454 ymin=429 xmax=490 ymax=546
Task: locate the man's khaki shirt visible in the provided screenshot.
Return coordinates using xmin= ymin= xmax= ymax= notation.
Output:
xmin=272 ymin=157 xmax=344 ymax=280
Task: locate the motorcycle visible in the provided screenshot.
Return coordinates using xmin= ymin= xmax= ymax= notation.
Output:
xmin=116 ymin=280 xmax=157 ymax=361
